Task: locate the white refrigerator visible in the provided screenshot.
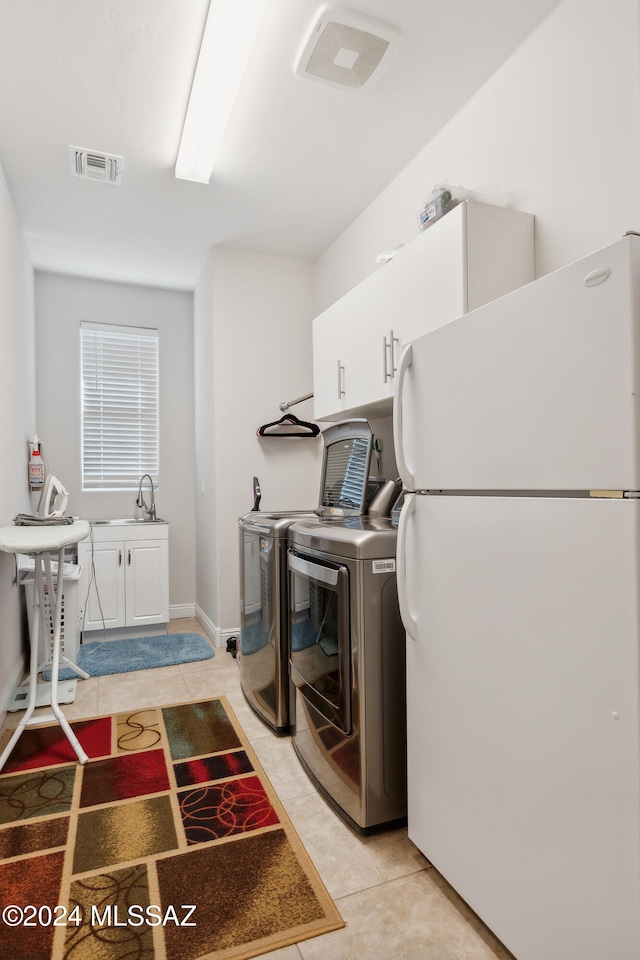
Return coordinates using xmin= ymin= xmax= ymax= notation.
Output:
xmin=393 ymin=234 xmax=640 ymax=960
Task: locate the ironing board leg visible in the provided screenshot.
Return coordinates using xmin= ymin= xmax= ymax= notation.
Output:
xmin=0 ymin=573 xmax=42 ymax=773
xmin=44 ymin=548 xmax=88 ymax=764
xmin=0 ymin=550 xmax=89 ymax=773
xmin=60 ymin=655 xmax=90 ymax=681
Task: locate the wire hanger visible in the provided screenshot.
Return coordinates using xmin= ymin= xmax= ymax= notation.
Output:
xmin=257 ymin=411 xmax=320 ymax=438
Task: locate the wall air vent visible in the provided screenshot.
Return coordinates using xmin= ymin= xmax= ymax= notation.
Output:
xmin=294 ymin=5 xmax=400 ymax=91
xmin=69 ymin=146 xmax=123 ymax=184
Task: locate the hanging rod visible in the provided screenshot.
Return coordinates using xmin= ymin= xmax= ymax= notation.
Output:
xmin=279 ymin=391 xmax=313 ymax=413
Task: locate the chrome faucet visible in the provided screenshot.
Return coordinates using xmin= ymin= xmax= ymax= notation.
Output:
xmin=136 ymin=474 xmax=157 ymax=521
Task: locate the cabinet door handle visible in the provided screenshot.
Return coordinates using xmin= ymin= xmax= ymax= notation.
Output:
xmin=128 ymin=550 xmax=131 ymax=565
xmin=118 ymin=550 xmax=122 ymax=566
xmin=383 ymin=335 xmax=391 ymax=382
xmin=384 ymin=330 xmax=399 ymax=382
xmin=390 ymin=330 xmax=399 ymax=378
xmin=337 ymin=360 xmax=346 ymax=399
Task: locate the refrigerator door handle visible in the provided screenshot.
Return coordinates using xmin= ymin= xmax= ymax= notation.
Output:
xmin=393 ymin=343 xmax=415 ymax=490
xmin=397 ymin=492 xmax=418 ymax=640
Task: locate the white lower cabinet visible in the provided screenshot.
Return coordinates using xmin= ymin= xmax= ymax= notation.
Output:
xmin=78 ymin=522 xmax=169 ymax=635
xmin=313 ymin=199 xmax=534 ymax=421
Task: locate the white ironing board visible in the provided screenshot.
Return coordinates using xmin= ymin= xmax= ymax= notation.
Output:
xmin=0 ymin=519 xmax=90 ymax=771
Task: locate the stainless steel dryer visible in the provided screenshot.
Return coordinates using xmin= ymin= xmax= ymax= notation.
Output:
xmin=288 ymin=515 xmax=407 ymax=833
xmin=238 ymin=510 xmax=313 ymax=733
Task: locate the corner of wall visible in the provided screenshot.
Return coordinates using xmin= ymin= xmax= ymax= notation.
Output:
xmin=0 ymin=157 xmax=35 ymax=714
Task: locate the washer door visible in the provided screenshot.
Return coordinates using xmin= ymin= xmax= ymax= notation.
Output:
xmin=239 ymin=529 xmax=282 ymax=728
xmin=288 ymin=549 xmax=351 ymax=734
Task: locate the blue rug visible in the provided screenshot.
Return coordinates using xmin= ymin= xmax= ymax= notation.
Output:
xmin=42 ymin=632 xmax=214 ymax=680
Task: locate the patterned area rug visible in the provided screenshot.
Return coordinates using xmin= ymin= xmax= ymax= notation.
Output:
xmin=0 ymin=697 xmax=344 ymax=960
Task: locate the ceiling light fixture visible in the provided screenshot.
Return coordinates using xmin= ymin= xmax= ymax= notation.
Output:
xmin=175 ymin=0 xmax=270 ymax=184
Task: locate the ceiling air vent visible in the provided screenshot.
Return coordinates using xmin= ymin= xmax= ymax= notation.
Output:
xmin=69 ymin=146 xmax=123 ymax=184
xmin=294 ymin=5 xmax=400 ymax=91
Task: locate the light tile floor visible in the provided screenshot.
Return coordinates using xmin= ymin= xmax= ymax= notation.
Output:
xmin=1 ymin=618 xmax=514 ymax=960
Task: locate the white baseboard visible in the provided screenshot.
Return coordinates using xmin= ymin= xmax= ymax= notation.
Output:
xmin=195 ymin=605 xmax=217 ymax=645
xmin=170 ymin=603 xmax=196 ymax=619
xmin=218 ymin=626 xmax=240 ymax=649
xmin=194 ymin=605 xmax=240 ymax=649
xmin=82 ymin=624 xmax=169 ymax=642
xmin=0 ymin=653 xmax=26 ymax=731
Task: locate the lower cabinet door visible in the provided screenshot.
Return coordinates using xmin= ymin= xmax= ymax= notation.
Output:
xmin=125 ymin=539 xmax=170 ymax=626
xmin=78 ymin=541 xmax=126 ymax=630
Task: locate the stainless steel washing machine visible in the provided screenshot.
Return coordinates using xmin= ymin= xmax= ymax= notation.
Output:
xmin=238 ymin=511 xmax=314 ymax=733
xmin=288 ymin=515 xmax=407 ymax=833
xmin=238 ymin=418 xmax=401 ymax=744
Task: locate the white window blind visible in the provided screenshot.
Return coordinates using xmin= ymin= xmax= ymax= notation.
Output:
xmin=81 ymin=322 xmax=159 ymax=490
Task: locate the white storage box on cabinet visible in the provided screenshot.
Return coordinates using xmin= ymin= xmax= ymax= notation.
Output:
xmin=313 ymin=199 xmax=534 ymax=421
xmin=78 ymin=521 xmax=169 ymax=637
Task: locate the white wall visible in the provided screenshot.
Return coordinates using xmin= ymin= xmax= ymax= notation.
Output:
xmin=0 ymin=160 xmax=35 ymax=716
xmin=315 ymin=0 xmax=640 ymax=310
xmin=194 ymin=247 xmax=319 ymax=640
xmin=34 ymin=273 xmax=196 ymax=613
xmin=193 ymin=254 xmax=218 ymax=633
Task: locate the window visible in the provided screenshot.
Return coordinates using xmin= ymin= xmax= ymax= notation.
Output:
xmin=81 ymin=322 xmax=159 ymax=490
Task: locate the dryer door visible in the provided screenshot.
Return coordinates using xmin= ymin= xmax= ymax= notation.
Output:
xmin=288 ymin=549 xmax=351 ymax=734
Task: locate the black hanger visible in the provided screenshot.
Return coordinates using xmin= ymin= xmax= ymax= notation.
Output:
xmin=257 ymin=412 xmax=320 ymax=438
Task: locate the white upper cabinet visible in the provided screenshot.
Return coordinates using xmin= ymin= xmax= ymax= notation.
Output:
xmin=312 ymin=199 xmax=534 ymax=421
xmin=313 ymin=262 xmax=392 ymax=420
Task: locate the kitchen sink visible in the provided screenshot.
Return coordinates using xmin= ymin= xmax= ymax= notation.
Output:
xmin=90 ymin=518 xmax=167 ymax=525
